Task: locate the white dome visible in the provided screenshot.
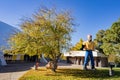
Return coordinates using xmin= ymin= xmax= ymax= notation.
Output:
xmin=0 ymin=21 xmax=19 ymax=66
xmin=0 ymin=21 xmax=19 ymax=47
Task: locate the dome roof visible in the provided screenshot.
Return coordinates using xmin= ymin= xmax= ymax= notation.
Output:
xmin=0 ymin=21 xmax=19 ymax=47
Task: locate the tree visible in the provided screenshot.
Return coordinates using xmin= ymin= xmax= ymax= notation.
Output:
xmin=95 ymin=30 xmax=105 ymax=53
xmin=95 ymin=20 xmax=120 ymax=62
xmin=95 ymin=30 xmax=105 ymax=43
xmin=71 ymin=38 xmax=83 ymax=50
xmin=102 ymin=21 xmax=120 ymax=62
xmin=6 ymin=7 xmax=74 ymax=72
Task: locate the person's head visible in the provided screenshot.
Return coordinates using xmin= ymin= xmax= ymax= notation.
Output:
xmin=87 ymin=34 xmax=92 ymax=42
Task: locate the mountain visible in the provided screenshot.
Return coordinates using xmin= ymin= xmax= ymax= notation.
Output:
xmin=0 ymin=21 xmax=19 ymax=47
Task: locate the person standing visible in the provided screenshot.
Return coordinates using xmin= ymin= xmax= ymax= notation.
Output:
xmin=83 ymin=35 xmax=96 ymax=70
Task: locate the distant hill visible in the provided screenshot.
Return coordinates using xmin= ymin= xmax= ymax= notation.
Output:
xmin=0 ymin=21 xmax=19 ymax=47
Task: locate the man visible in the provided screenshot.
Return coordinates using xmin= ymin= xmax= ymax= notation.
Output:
xmin=83 ymin=35 xmax=95 ymax=70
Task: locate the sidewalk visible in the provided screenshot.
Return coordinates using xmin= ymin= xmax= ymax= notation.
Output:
xmin=0 ymin=70 xmax=27 ymax=80
xmin=58 ymin=62 xmax=83 ymax=69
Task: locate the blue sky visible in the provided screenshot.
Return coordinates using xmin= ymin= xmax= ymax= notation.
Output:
xmin=0 ymin=0 xmax=120 ymax=45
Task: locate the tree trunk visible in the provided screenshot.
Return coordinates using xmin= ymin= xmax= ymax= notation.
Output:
xmin=51 ymin=60 xmax=57 ymax=72
xmin=46 ymin=60 xmax=58 ymax=72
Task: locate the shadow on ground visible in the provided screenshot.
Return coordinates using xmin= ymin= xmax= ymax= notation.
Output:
xmin=54 ymin=68 xmax=120 ymax=79
xmin=0 ymin=62 xmax=46 ymax=73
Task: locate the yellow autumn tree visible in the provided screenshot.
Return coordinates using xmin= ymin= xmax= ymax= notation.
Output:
xmin=71 ymin=38 xmax=83 ymax=50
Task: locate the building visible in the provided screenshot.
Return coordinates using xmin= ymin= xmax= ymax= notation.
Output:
xmin=0 ymin=21 xmax=19 ymax=66
xmin=0 ymin=51 xmax=7 ymax=66
xmin=64 ymin=51 xmax=108 ymax=67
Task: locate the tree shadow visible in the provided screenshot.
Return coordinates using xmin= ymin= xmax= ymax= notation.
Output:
xmin=0 ymin=62 xmax=42 ymax=73
xmin=55 ymin=68 xmax=120 ymax=79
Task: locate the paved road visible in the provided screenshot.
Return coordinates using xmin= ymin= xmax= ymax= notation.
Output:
xmin=0 ymin=62 xmax=36 ymax=80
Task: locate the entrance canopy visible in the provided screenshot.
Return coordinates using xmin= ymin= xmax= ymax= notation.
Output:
xmin=64 ymin=51 xmax=106 ymax=57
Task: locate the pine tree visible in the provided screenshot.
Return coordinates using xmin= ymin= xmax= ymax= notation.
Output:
xmin=95 ymin=19 xmax=120 ymax=62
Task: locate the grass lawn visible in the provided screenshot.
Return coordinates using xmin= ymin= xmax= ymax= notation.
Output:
xmin=19 ymin=68 xmax=120 ymax=80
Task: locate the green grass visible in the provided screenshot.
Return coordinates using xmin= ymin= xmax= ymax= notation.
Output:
xmin=19 ymin=68 xmax=120 ymax=80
